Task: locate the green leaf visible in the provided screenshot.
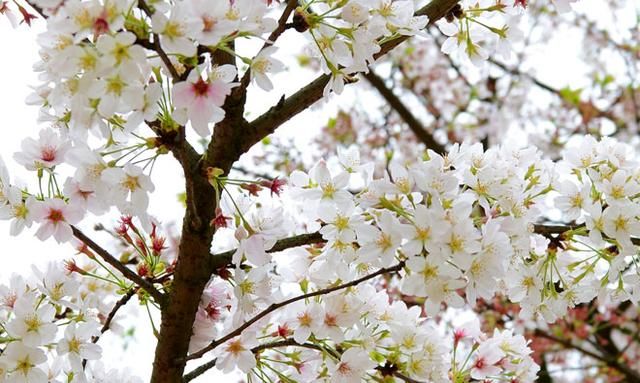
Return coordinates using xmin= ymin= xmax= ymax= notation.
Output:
xmin=559 ymin=87 xmax=582 ymax=106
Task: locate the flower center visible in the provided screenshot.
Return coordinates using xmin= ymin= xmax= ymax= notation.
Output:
xmin=337 ymin=362 xmax=352 ymax=375
xmin=113 ymin=43 xmax=130 ymax=64
xmin=41 ymin=146 xmax=57 ymax=162
xmin=192 ymin=78 xmax=211 ymax=97
xmin=298 ymin=311 xmax=313 ymax=327
xmin=122 ymin=175 xmax=140 ymax=192
xmin=202 ymin=16 xmax=216 ymax=32
xmin=226 ymin=340 xmax=244 ymax=355
xmin=324 ymin=313 xmax=337 ymax=327
xmin=376 ymin=233 xmax=393 ymax=251
xmin=416 ymin=227 xmax=431 ymax=242
xmin=421 ymin=264 xmax=437 ymax=280
xmin=68 ymin=337 xmax=82 ymax=354
xmin=16 ymin=356 xmax=34 ymax=375
xmin=164 ymin=21 xmax=185 ymax=38
xmin=13 ymin=203 xmax=28 ymax=219
xmin=93 ymin=17 xmax=110 ymax=36
xmin=24 ymin=314 xmax=42 ymax=332
xmin=47 ymin=208 xmax=65 ymax=223
xmin=252 ymin=58 xmax=269 ymax=74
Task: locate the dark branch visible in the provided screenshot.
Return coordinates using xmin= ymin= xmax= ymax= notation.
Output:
xmin=363 ymin=70 xmax=445 ymax=154
xmin=97 ymin=287 xmax=137 ymax=338
xmin=71 ymin=226 xmax=165 ymax=305
xmin=183 ymin=339 xmax=325 ymax=382
xmin=186 ymin=260 xmax=405 ymax=361
xmin=534 ymin=329 xmax=640 ymax=382
xmin=533 ymin=222 xmax=640 ymax=246
xmin=238 ymin=0 xmax=299 ymax=91
xmin=82 ymin=287 xmax=138 ymax=368
xmin=209 ymin=231 xmax=325 ymax=272
xmin=183 ymin=337 xmax=427 ymax=382
xmin=137 ymin=0 xmax=180 ymax=80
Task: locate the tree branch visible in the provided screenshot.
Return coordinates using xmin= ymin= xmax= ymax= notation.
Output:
xmin=186 ymin=260 xmax=405 ymax=361
xmin=237 ymin=0 xmax=298 ymax=91
xmin=489 ymin=59 xmax=617 ymax=121
xmin=209 ymin=231 xmax=325 ymax=272
xmin=82 ymin=287 xmax=138 ymax=367
xmin=137 ymin=0 xmax=180 ymax=81
xmin=363 ymin=70 xmax=445 ymax=153
xmin=71 ymin=226 xmax=165 ymax=305
xmin=210 ymin=0 xmax=460 ymax=171
xmin=183 ymin=337 xmax=427 ymax=382
xmin=183 ymin=339 xmax=325 ymax=382
xmin=534 ymin=329 xmax=640 ymax=382
xmin=533 ymin=222 xmax=640 ymax=246
xmin=97 ymin=287 xmax=138 ymax=338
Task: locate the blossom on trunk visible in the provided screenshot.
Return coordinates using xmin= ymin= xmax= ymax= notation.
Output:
xmin=172 ymin=64 xmax=237 ymax=137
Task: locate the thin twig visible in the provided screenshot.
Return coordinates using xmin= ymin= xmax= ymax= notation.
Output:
xmin=186 ymin=261 xmax=405 ymax=361
xmin=231 ymin=166 xmax=274 ymax=181
xmin=82 ymin=287 xmax=138 ymax=368
xmin=238 ymin=0 xmax=298 ymax=90
xmin=534 ymin=329 xmax=640 ymax=382
xmin=183 ymin=339 xmax=325 ymax=382
xmin=97 ymin=287 xmax=138 ymax=338
xmin=533 ymin=222 xmax=640 ymax=246
xmin=219 ymin=0 xmax=460 ymax=170
xmin=393 ymin=371 xmax=425 ymax=383
xmin=183 ymin=337 xmax=426 ymax=382
xmin=71 ymin=226 xmax=165 ymax=305
xmin=363 ymin=70 xmax=445 ymax=153
xmin=138 ymin=0 xmax=180 ymax=80
xmin=209 ymin=231 xmax=325 ymax=272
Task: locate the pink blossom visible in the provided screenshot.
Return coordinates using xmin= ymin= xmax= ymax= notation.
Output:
xmin=14 ymin=129 xmax=69 ymax=170
xmin=32 ymin=198 xmax=83 ymax=243
xmin=172 ymin=64 xmax=237 ymax=137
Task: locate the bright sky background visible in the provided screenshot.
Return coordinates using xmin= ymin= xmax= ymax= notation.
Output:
xmin=0 ymin=0 xmax=636 ymax=380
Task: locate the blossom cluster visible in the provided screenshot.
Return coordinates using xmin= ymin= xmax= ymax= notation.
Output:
xmin=209 ymin=287 xmax=538 ymax=383
xmin=25 ymin=0 xmax=280 ymax=142
xmin=436 ymin=0 xmax=578 ymax=65
xmin=0 ymin=0 xmax=556 ymax=244
xmin=184 ymin=143 xmax=550 ymax=381
xmin=7 ymin=114 xmax=640 ymax=382
xmin=0 ymin=262 xmax=140 ymax=382
xmin=291 ymin=0 xmax=428 ymax=96
xmin=290 ymin=144 xmax=553 ymax=313
xmin=17 ymin=0 xmax=546 ymax=146
xmin=0 ymin=139 xmax=155 ymax=243
xmin=548 ymin=136 xmax=640 ymax=310
xmin=184 ymin=137 xmax=640 ymax=380
xmin=0 ymin=0 xmax=634 ymax=380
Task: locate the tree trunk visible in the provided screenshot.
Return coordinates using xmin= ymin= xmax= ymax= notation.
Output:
xmin=150 ymin=168 xmax=217 ymax=382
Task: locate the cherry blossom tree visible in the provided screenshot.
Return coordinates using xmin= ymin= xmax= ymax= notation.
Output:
xmin=0 ymin=0 xmax=638 ymax=382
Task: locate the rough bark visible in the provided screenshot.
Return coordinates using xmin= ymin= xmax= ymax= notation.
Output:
xmin=150 ymin=157 xmax=218 ymax=382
